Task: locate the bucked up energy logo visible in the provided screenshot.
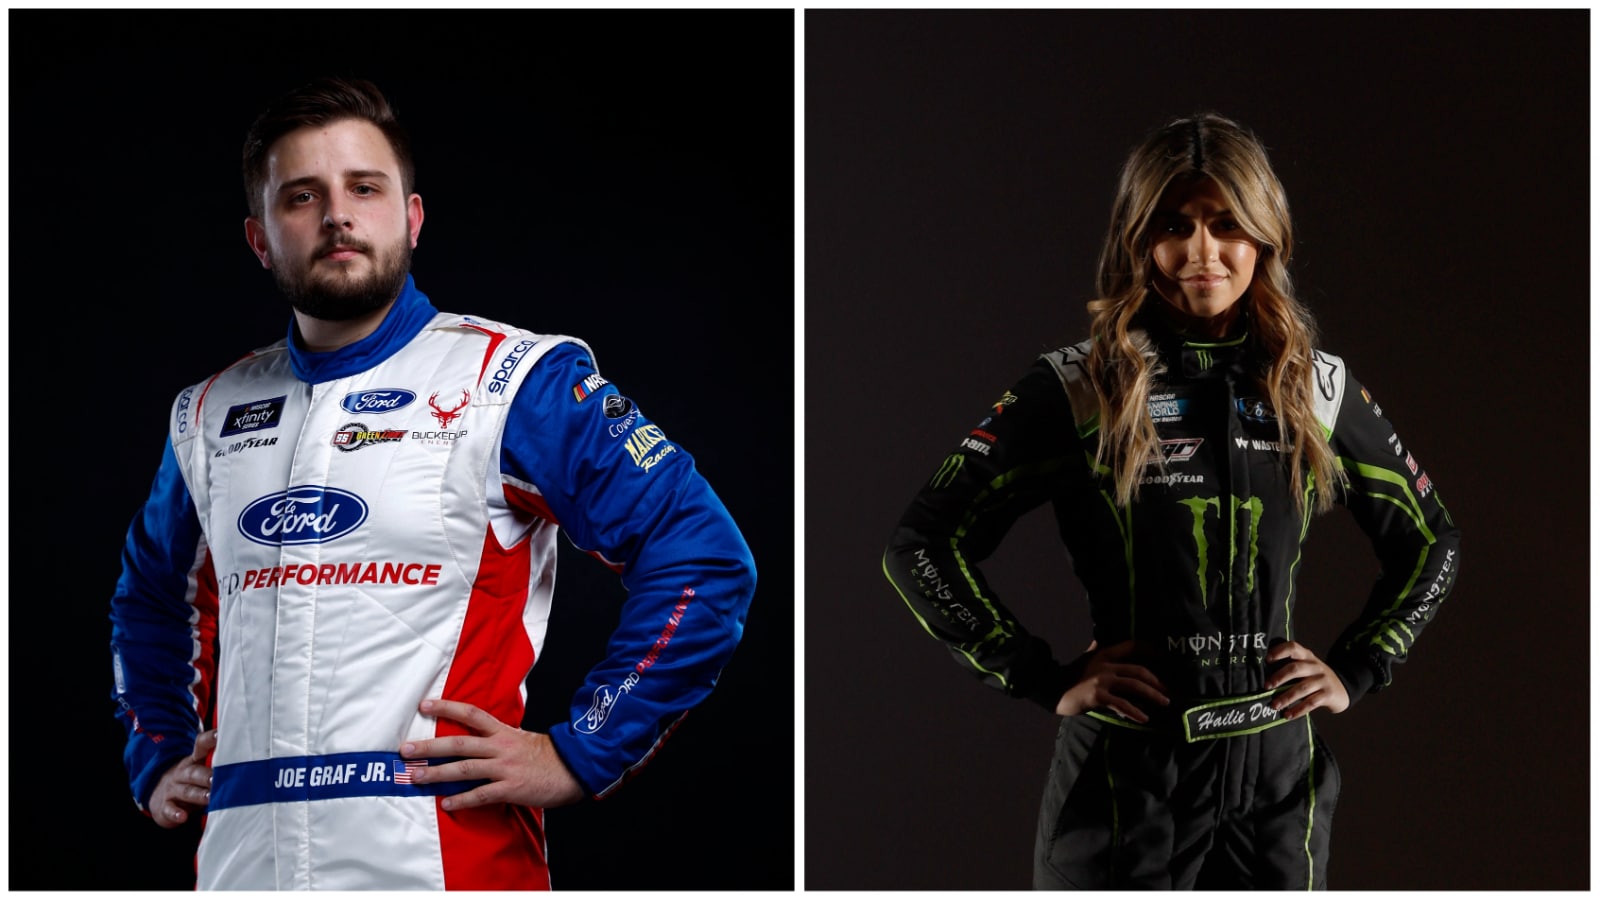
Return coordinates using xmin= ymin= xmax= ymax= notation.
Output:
xmin=238 ymin=486 xmax=369 ymax=546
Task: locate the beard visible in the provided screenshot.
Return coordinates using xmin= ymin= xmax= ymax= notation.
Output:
xmin=272 ymin=233 xmax=412 ymax=322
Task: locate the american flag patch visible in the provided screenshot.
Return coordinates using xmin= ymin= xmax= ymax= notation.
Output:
xmin=393 ymin=759 xmax=428 ymax=784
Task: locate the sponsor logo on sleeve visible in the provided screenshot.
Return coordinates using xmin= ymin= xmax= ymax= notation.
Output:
xmin=1415 ymin=472 xmax=1433 ymax=498
xmin=603 ymin=394 xmax=634 ymax=419
xmin=237 ymin=486 xmax=368 ymax=546
xmin=992 ymin=391 xmax=1017 ymax=415
xmin=961 ymin=427 xmax=999 ymax=456
xmin=1405 ymin=548 xmax=1454 ymax=624
xmin=623 ymin=423 xmax=676 ymax=471
xmin=221 ymin=395 xmax=287 ymax=437
xmin=604 ymin=395 xmax=639 ymax=437
xmin=930 ymin=454 xmax=964 ymax=490
xmin=339 ymin=389 xmax=417 ymax=414
xmin=910 ymin=550 xmax=982 ymax=633
xmin=576 ymin=682 xmax=628 ymax=734
xmin=572 ymin=373 xmax=609 ymax=403
xmin=175 ymin=386 xmax=195 ymax=434
xmin=1404 ymin=452 xmax=1418 ymax=475
xmin=487 ymin=338 xmax=537 ymax=396
xmin=577 ymin=588 xmax=696 ymax=734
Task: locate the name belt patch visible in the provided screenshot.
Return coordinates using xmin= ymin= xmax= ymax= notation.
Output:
xmin=208 ymin=751 xmax=485 ymax=810
xmin=1088 ymin=688 xmax=1292 ymax=742
xmin=1182 ymin=689 xmax=1291 ymax=741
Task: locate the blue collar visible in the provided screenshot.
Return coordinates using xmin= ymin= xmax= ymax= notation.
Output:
xmin=286 ymin=274 xmax=439 ymax=384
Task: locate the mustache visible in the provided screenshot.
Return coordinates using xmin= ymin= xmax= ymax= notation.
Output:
xmin=314 ymin=239 xmax=374 ymax=259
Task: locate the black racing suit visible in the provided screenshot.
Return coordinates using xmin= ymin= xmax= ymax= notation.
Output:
xmin=882 ymin=312 xmax=1460 ymax=889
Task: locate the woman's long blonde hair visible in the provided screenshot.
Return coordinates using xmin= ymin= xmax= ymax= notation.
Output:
xmin=1086 ymin=112 xmax=1338 ymax=512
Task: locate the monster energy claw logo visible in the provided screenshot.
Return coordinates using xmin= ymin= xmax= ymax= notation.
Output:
xmin=930 ymin=454 xmax=964 ymax=489
xmin=1178 ymin=495 xmax=1263 ymax=608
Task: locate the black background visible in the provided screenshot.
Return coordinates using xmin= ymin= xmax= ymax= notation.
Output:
xmin=805 ymin=9 xmax=1588 ymax=891
xmin=10 ymin=8 xmax=793 ymax=891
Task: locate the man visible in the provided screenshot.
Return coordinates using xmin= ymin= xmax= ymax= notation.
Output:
xmin=109 ymin=76 xmax=757 ymax=891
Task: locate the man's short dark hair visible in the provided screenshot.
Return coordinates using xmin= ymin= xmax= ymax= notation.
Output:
xmin=241 ymin=76 xmax=416 ymax=219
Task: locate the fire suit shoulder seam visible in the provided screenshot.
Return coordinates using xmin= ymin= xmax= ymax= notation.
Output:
xmin=1038 ymin=340 xmax=1100 ymax=437
xmin=470 ymin=331 xmax=591 ymax=409
xmin=170 ymin=346 xmax=282 ymax=447
xmin=428 ymin=313 xmax=596 ymax=363
xmin=1310 ymin=349 xmax=1346 ymax=437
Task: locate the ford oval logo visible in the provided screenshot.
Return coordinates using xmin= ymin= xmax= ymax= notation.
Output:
xmin=339 ymin=388 xmax=417 ymax=414
xmin=237 ymin=486 xmax=369 ymax=546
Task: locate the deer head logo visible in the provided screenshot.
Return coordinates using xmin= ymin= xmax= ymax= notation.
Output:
xmin=428 ymin=390 xmax=470 ymax=428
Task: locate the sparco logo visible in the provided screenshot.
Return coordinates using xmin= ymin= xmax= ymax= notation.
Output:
xmin=487 ymin=338 xmax=536 ymax=395
xmin=175 ymin=387 xmax=195 ymax=434
xmin=340 ymin=389 xmax=417 ymax=414
xmin=237 ymin=487 xmax=369 ymax=546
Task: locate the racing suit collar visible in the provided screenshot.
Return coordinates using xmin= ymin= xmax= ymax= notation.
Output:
xmin=1140 ymin=292 xmax=1250 ymax=346
xmin=285 ymin=273 xmax=440 ymax=384
xmin=1138 ymin=294 xmax=1253 ymax=379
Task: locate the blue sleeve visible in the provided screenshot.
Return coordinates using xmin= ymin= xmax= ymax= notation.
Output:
xmin=500 ymin=342 xmax=757 ymax=798
xmin=109 ymin=438 xmax=215 ymax=810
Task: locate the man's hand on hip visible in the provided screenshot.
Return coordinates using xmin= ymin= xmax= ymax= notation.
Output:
xmin=149 ymin=728 xmax=218 ymax=827
xmin=401 ymin=698 xmax=586 ymax=810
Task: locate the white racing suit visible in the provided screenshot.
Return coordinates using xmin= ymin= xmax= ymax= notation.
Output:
xmin=110 ymin=275 xmax=756 ymax=889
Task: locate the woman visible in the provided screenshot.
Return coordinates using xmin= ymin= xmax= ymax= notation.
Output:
xmin=881 ymin=113 xmax=1460 ymax=889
